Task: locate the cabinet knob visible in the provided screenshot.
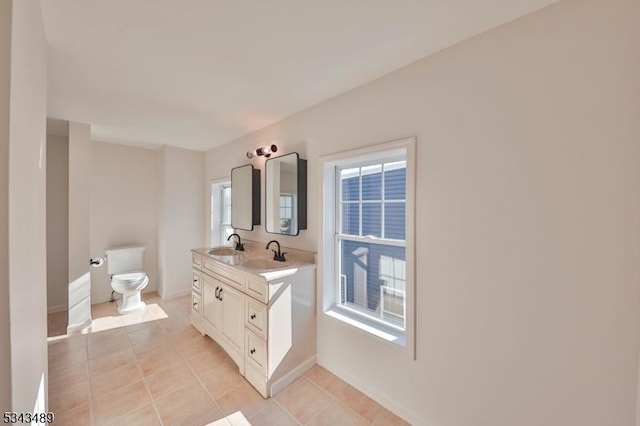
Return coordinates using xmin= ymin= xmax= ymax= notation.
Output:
xmin=250 ymin=314 xmax=256 ymax=320
xmin=250 ymin=348 xmax=255 ymax=354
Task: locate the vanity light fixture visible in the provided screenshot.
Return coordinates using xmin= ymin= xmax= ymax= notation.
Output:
xmin=246 ymin=144 xmax=278 ymax=159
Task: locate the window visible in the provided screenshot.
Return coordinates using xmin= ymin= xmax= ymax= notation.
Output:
xmin=321 ymin=138 xmax=415 ymax=351
xmin=210 ymin=180 xmax=233 ymax=246
xmin=279 ymin=194 xmax=294 ymax=234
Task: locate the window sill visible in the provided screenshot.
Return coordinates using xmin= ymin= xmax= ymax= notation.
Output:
xmin=324 ymin=305 xmax=406 ymax=347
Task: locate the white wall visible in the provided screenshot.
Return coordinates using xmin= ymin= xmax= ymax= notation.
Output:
xmin=67 ymin=122 xmax=92 ymax=332
xmin=90 ymin=141 xmax=158 ymax=303
xmin=46 ymin=135 xmax=69 ymax=313
xmin=157 ymin=145 xmax=205 ymax=299
xmin=205 ymin=0 xmax=640 ymax=424
xmin=7 ymin=0 xmax=48 ymax=413
xmin=0 ymin=0 xmax=12 ymax=412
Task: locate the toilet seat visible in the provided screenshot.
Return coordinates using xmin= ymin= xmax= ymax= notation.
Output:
xmin=112 ymin=271 xmax=147 ymax=285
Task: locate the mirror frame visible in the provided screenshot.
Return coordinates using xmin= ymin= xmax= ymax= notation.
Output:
xmin=265 ymin=152 xmax=307 ymax=236
xmin=231 ymin=164 xmax=260 ymax=230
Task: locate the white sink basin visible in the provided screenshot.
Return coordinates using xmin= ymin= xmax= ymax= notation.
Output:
xmin=242 ymin=258 xmax=287 ymax=270
xmin=208 ymin=247 xmax=243 ymax=265
xmin=209 ymin=247 xmax=240 ymax=256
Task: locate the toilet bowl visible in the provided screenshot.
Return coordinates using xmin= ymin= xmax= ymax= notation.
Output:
xmin=111 ymin=271 xmax=149 ymax=314
xmin=105 ymin=246 xmax=149 ymax=314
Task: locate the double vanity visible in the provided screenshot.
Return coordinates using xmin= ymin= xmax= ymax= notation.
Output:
xmin=190 ymin=241 xmax=316 ymax=398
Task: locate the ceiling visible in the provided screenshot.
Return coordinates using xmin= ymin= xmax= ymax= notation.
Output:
xmin=41 ymin=0 xmax=557 ymax=151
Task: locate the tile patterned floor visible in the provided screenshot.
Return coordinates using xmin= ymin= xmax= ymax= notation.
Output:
xmin=47 ymin=293 xmax=410 ymax=425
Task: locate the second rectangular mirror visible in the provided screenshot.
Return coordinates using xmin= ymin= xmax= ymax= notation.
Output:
xmin=265 ymin=153 xmax=307 ymax=235
xmin=231 ymin=164 xmax=260 ymax=230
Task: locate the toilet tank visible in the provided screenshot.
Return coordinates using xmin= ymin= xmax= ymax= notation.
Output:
xmin=105 ymin=246 xmax=145 ymax=275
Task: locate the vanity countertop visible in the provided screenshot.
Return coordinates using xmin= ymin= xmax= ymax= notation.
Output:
xmin=191 ymin=243 xmax=316 ymax=281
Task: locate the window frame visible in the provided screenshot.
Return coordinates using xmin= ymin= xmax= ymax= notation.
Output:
xmin=320 ymin=137 xmax=416 ymax=358
xmin=210 ymin=178 xmax=233 ymax=247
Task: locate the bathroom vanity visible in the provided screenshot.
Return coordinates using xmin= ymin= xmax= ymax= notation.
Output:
xmin=190 ymin=243 xmax=316 ymax=397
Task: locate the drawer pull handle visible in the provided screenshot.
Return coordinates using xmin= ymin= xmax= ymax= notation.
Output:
xmin=250 ymin=348 xmax=256 ymax=354
xmin=193 ymin=302 xmax=197 ymax=308
xmin=250 ymin=314 xmax=256 ymax=320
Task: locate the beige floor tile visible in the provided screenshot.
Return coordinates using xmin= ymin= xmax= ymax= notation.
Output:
xmin=49 ymin=379 xmax=90 ymax=413
xmin=126 ymin=323 xmax=166 ymax=346
xmin=89 ymin=347 xmax=136 ymax=377
xmin=247 ymin=400 xmax=300 ymax=426
xmin=90 ymin=360 xmax=144 ymax=396
xmin=216 ymin=380 xmax=269 ymax=418
xmin=275 ymin=378 xmax=331 ymax=424
xmin=48 ymin=337 xmax=88 ymax=370
xmin=52 ymin=402 xmax=91 ymax=426
xmin=176 ymin=333 xmax=221 ymax=358
xmin=138 ymin=348 xmax=184 ymax=377
xmin=120 ymin=307 xmax=165 ymax=327
xmin=48 ymin=334 xmax=87 ymax=357
xmin=185 ymin=345 xmax=233 ymax=375
xmin=199 ymin=363 xmax=246 ymax=399
xmin=145 ymin=363 xmax=199 ymax=400
xmin=49 ymin=360 xmax=88 ymax=387
xmin=168 ymin=326 xmax=203 ymax=344
xmin=175 ymin=403 xmax=225 ymax=426
xmin=106 ymin=403 xmax=161 ymax=426
xmin=335 ymin=384 xmax=383 ymax=422
xmin=91 ymin=380 xmax=151 ymax=425
xmin=142 ymin=291 xmax=162 ymax=304
xmin=158 ymin=313 xmax=192 ymax=334
xmin=87 ymin=327 xmax=126 ymax=343
xmin=225 ymin=410 xmax=254 ymax=426
xmin=304 ymin=364 xmax=348 ymax=397
xmin=88 ymin=334 xmax=131 ymax=359
xmin=92 ymin=301 xmax=118 ymax=318
xmin=89 ymin=315 xmax=125 ymax=333
xmin=131 ymin=335 xmax=174 ymax=360
xmin=306 ymin=399 xmax=368 ymax=426
xmin=154 ymin=383 xmax=213 ymax=424
xmin=372 ymin=407 xmax=412 ymax=426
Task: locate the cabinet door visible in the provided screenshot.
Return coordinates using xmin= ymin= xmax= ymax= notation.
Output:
xmin=220 ymin=283 xmax=245 ymax=353
xmin=202 ymin=275 xmax=222 ymax=333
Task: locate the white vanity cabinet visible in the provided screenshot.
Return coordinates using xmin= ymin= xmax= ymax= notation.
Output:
xmin=191 ymin=247 xmax=316 ymax=398
xmin=197 ymin=260 xmax=246 ymax=373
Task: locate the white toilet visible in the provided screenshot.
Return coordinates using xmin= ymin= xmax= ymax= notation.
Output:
xmin=106 ymin=246 xmax=149 ymax=314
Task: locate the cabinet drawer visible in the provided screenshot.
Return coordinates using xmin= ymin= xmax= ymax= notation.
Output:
xmin=192 ymin=253 xmax=202 ymax=268
xmin=246 ymin=275 xmax=267 ymax=303
xmin=203 ymin=257 xmax=245 ymax=292
xmin=245 ymin=298 xmax=267 ymax=339
xmin=245 ymin=329 xmax=267 ymax=376
xmin=192 ymin=292 xmax=201 ymax=314
xmin=192 ymin=269 xmax=202 ymax=293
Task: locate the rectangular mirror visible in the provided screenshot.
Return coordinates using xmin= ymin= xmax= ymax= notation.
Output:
xmin=265 ymin=153 xmax=307 ymax=235
xmin=231 ymin=164 xmax=260 ymax=230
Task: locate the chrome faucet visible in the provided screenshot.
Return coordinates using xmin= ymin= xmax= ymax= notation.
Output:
xmin=227 ymin=233 xmax=244 ymax=251
xmin=266 ymin=240 xmax=286 ymax=262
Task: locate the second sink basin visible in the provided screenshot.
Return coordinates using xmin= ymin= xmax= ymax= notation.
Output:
xmin=242 ymin=258 xmax=287 ymax=270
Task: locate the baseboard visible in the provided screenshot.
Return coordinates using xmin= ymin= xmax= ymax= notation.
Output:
xmin=270 ymin=355 xmax=317 ymax=396
xmin=47 ymin=304 xmax=67 ymax=314
xmin=67 ymin=318 xmax=91 ymax=335
xmin=162 ymin=288 xmax=192 ymax=300
xmin=318 ymin=358 xmax=424 ymax=425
